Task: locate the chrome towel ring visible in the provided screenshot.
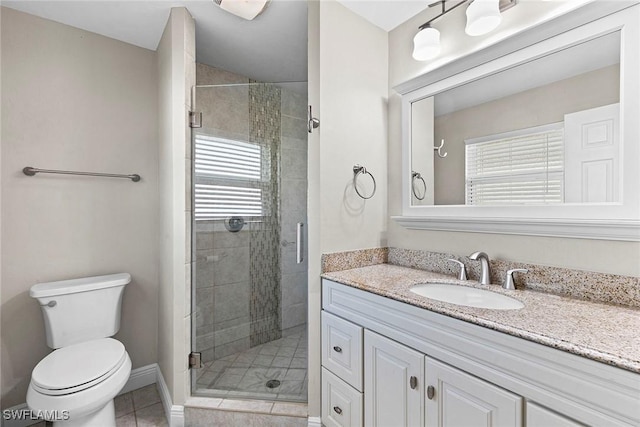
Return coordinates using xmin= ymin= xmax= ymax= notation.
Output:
xmin=353 ymin=164 xmax=376 ymax=199
xmin=411 ymin=171 xmax=427 ymax=200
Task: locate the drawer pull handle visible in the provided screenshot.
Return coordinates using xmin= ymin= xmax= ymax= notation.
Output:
xmin=333 ymin=346 xmax=343 ymax=353
xmin=333 ymin=406 xmax=343 ymax=415
xmin=427 ymin=385 xmax=436 ymax=400
xmin=410 ymin=376 xmax=418 ymax=389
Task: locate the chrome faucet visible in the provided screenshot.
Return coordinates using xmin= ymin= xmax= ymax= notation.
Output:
xmin=469 ymin=251 xmax=491 ymax=285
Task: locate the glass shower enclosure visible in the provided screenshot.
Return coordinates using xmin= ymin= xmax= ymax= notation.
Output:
xmin=190 ymin=79 xmax=308 ymax=402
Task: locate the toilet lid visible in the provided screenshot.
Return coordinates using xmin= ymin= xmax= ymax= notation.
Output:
xmin=31 ymin=338 xmax=127 ymax=396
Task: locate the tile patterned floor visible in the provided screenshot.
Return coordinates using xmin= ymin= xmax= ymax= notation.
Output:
xmin=196 ymin=325 xmax=308 ymax=402
xmin=115 ymin=384 xmax=168 ymax=427
xmin=29 ymin=385 xmax=167 ymax=427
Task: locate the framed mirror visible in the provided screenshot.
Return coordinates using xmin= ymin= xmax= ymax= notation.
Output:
xmin=395 ymin=4 xmax=640 ymax=240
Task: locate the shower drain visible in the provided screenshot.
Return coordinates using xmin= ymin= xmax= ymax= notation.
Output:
xmin=265 ymin=379 xmax=281 ymax=389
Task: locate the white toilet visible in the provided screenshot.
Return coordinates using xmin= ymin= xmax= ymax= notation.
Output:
xmin=27 ymin=273 xmax=132 ymax=427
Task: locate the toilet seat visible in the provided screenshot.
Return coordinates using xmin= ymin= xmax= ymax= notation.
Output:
xmin=31 ymin=338 xmax=126 ymax=396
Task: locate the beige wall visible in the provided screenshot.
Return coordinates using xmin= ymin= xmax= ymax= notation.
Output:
xmin=388 ymin=5 xmax=640 ymax=276
xmin=0 ymin=7 xmax=159 ymax=408
xmin=156 ymin=7 xmax=194 ymax=407
xmin=307 ymin=0 xmax=389 ymax=417
xmin=434 ymin=65 xmax=620 ymax=204
xmin=318 ymin=1 xmax=389 ymax=253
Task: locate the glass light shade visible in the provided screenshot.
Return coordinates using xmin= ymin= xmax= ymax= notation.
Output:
xmin=465 ymin=0 xmax=502 ymax=36
xmin=412 ymin=27 xmax=441 ymax=61
xmin=218 ymin=0 xmax=269 ymax=20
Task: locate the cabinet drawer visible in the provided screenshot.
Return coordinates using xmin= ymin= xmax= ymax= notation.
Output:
xmin=322 ymin=311 xmax=363 ymax=391
xmin=322 ymin=367 xmax=363 ymax=427
xmin=526 ymin=402 xmax=585 ymax=426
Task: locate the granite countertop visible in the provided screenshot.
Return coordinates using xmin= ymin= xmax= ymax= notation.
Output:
xmin=321 ymin=264 xmax=640 ymax=374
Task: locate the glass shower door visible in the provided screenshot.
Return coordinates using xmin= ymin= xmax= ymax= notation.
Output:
xmin=190 ymin=79 xmax=308 ymax=402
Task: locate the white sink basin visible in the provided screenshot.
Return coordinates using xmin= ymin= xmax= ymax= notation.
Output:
xmin=410 ymin=283 xmax=524 ymax=310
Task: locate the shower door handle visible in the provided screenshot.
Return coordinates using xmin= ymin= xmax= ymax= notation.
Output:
xmin=296 ymin=222 xmax=304 ymax=264
xmin=308 ymin=106 xmax=320 ymax=133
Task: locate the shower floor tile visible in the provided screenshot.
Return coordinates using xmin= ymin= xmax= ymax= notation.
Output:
xmin=195 ymin=324 xmax=308 ymax=402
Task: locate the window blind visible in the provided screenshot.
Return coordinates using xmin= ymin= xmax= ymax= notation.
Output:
xmin=465 ymin=124 xmax=564 ymax=205
xmin=194 ymin=135 xmax=264 ymax=219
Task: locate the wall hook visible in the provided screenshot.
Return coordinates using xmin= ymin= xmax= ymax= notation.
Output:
xmin=434 ymin=139 xmax=448 ymax=158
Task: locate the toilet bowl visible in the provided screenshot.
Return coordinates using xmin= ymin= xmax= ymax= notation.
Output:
xmin=27 ymin=338 xmax=131 ymax=426
xmin=27 ymin=274 xmax=132 ymax=426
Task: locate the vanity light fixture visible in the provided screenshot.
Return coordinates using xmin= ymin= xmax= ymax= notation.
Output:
xmin=412 ymin=0 xmax=516 ymax=61
xmin=413 ymin=0 xmax=467 ymax=61
xmin=413 ymin=25 xmax=442 ymax=61
xmin=465 ymin=0 xmax=502 ymax=36
xmin=213 ymin=0 xmax=270 ymax=20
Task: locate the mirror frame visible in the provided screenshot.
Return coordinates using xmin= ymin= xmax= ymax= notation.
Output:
xmin=394 ymin=3 xmax=640 ymax=241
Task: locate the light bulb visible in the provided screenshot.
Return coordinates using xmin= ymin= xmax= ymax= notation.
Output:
xmin=465 ymin=0 xmax=502 ymax=36
xmin=218 ymin=0 xmax=269 ymax=20
xmin=412 ymin=26 xmax=441 ymax=61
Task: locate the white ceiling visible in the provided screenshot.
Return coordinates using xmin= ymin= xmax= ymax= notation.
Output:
xmin=2 ymin=0 xmax=420 ymax=85
xmin=337 ymin=1 xmax=431 ymax=32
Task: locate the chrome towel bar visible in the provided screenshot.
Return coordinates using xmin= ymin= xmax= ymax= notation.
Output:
xmin=23 ymin=167 xmax=141 ymax=182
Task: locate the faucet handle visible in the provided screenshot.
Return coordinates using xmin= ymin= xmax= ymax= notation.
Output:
xmin=504 ymin=268 xmax=528 ymax=290
xmin=469 ymin=251 xmax=488 ymax=260
xmin=448 ymin=259 xmax=467 ymax=281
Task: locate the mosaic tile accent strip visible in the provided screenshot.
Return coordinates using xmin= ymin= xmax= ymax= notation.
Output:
xmin=388 ymin=247 xmax=640 ymax=308
xmin=249 ymin=82 xmax=282 ymax=346
xmin=321 ymin=264 xmax=640 ymax=373
xmin=321 ymin=247 xmax=389 ymax=273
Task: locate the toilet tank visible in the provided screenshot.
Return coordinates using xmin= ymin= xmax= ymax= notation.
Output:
xmin=30 ymin=273 xmax=131 ymax=349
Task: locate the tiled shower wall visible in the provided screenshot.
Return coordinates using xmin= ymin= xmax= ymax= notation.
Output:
xmin=194 ymin=63 xmax=307 ymax=363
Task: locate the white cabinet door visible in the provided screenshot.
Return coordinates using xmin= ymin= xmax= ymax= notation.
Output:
xmin=526 ymin=402 xmax=584 ymax=427
xmin=364 ymin=330 xmax=424 ymax=427
xmin=425 ymin=356 xmax=522 ymax=427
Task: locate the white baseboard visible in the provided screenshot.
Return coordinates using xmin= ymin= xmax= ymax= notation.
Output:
xmin=155 ymin=366 xmax=184 ymax=427
xmin=307 ymin=416 xmax=322 ymax=427
xmin=119 ymin=363 xmax=158 ymax=395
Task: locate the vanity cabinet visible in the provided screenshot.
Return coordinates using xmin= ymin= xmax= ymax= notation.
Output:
xmin=322 ymin=278 xmax=640 ymax=427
